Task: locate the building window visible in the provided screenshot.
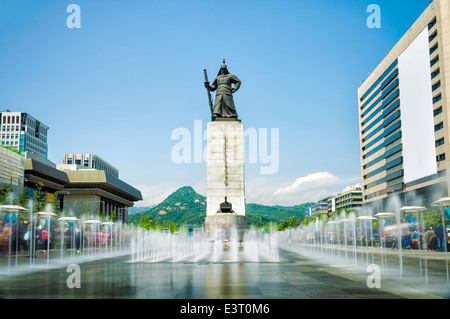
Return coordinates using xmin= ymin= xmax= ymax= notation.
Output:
xmin=433 ymin=94 xmax=442 ymax=104
xmin=428 ymin=18 xmax=437 ymax=30
xmin=432 ymin=81 xmax=441 ymax=91
xmin=430 ymin=44 xmax=439 ymax=55
xmin=432 ymin=68 xmax=440 ymax=79
xmin=437 ymin=154 xmax=446 ymax=162
xmin=436 ymin=138 xmax=445 ymax=147
xmin=431 ymin=56 xmax=439 ymax=67
xmin=429 ymin=31 xmax=438 ymax=42
xmin=435 ymin=122 xmax=444 ymax=132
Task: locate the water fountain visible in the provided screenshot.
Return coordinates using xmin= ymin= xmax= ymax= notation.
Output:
xmin=374 ymin=212 xmax=395 ymax=273
xmin=400 ymin=206 xmax=428 ymax=284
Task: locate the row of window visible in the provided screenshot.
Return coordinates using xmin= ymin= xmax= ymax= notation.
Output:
xmin=1 ymin=125 xmax=21 ymax=132
xmin=361 ymin=88 xmax=400 ymax=144
xmin=365 ymin=131 xmax=402 ymax=160
xmin=361 ymin=59 xmax=398 ymax=103
xmin=364 ymin=144 xmax=402 ymax=170
xmin=1 ymin=133 xmax=19 ymax=139
xmin=365 ymin=156 xmax=403 ymax=180
xmin=1 ymin=115 xmax=20 ymax=125
xmin=366 ymin=169 xmax=404 ymax=189
xmin=1 ymin=141 xmax=18 ymax=146
xmin=364 ymin=119 xmax=401 ymax=152
xmin=361 ymin=71 xmax=399 ymax=119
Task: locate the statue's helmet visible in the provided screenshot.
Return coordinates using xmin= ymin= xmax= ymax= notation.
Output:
xmin=218 ymin=59 xmax=230 ymax=75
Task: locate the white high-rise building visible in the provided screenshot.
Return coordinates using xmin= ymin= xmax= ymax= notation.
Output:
xmin=0 ymin=111 xmax=49 ymax=158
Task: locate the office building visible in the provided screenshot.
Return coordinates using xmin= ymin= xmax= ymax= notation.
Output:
xmin=0 ymin=111 xmax=49 ymax=158
xmin=358 ymin=0 xmax=450 ymax=210
xmin=62 ymin=153 xmax=119 ymax=178
xmin=0 ymin=144 xmax=25 ymax=195
xmin=307 ymin=196 xmax=333 ymax=217
xmin=327 ymin=185 xmax=363 ymax=213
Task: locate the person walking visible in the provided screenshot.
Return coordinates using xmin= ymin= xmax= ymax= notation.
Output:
xmin=434 ymin=225 xmax=445 ymax=252
xmin=42 ymin=227 xmax=48 ymax=256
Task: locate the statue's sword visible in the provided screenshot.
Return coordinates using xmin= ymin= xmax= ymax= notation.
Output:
xmin=203 ymin=69 xmax=214 ymax=115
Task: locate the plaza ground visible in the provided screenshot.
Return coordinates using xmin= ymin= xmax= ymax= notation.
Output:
xmin=0 ymin=246 xmax=448 ymax=300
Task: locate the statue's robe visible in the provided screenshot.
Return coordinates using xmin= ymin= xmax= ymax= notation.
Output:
xmin=210 ymin=74 xmax=241 ymax=118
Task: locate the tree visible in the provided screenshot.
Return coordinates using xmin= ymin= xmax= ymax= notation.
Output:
xmin=52 ymin=197 xmax=61 ymax=215
xmin=109 ymin=210 xmax=117 ymax=223
xmin=0 ymin=184 xmax=13 ymax=205
xmin=33 ymin=182 xmax=47 ymax=212
xmin=15 ymin=187 xmax=29 ymax=208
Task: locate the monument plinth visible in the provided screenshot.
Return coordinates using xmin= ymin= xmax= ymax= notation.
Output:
xmin=204 ymin=61 xmax=247 ymax=239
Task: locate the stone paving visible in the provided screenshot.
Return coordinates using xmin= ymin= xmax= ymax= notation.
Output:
xmin=0 ymin=247 xmax=448 ymax=300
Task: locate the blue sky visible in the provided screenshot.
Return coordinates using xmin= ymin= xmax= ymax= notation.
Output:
xmin=0 ymin=0 xmax=431 ymax=206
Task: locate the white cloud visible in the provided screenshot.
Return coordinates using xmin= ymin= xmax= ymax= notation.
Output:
xmin=244 ymin=172 xmax=361 ymax=206
xmin=133 ymin=184 xmax=176 ymax=207
xmin=274 ymin=172 xmax=341 ymax=196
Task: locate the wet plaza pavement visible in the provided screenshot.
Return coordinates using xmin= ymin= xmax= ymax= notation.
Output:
xmin=0 ymin=247 xmax=448 ymax=300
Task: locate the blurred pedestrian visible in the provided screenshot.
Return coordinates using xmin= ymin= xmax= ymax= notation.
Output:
xmin=428 ymin=234 xmax=438 ymax=251
xmin=411 ymin=231 xmax=419 ymax=249
xmin=42 ymin=226 xmax=48 ymax=256
xmin=434 ymin=225 xmax=445 ymax=252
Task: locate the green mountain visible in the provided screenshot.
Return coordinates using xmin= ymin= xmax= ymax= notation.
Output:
xmin=128 ymin=186 xmax=313 ymax=228
xmin=128 ymin=186 xmax=207 ymax=226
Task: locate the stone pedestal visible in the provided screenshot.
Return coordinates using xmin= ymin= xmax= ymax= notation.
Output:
xmin=205 ymin=214 xmax=247 ymax=241
xmin=206 ymin=120 xmax=245 ymax=216
xmin=206 ymin=119 xmax=246 ymax=238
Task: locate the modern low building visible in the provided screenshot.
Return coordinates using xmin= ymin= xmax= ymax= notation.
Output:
xmin=307 ymin=196 xmax=333 ymax=217
xmin=24 ymin=152 xmax=70 ymax=206
xmin=0 ymin=111 xmax=49 ymax=158
xmin=358 ymin=0 xmax=450 ymax=211
xmin=62 ymin=153 xmax=119 ymax=178
xmin=0 ymin=144 xmax=25 ymax=196
xmin=327 ymin=185 xmax=363 ymax=213
xmin=57 ymin=166 xmax=142 ymax=223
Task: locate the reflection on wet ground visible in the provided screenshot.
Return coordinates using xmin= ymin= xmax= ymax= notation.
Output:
xmin=0 ymin=248 xmax=448 ymax=299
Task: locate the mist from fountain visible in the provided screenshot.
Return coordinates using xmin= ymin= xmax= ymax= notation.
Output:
xmin=278 ymin=191 xmax=450 ymax=296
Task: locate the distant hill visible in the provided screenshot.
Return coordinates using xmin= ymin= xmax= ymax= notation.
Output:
xmin=128 ymin=186 xmax=207 ymax=226
xmin=128 ymin=186 xmax=314 ymax=228
xmin=128 ymin=206 xmax=154 ymax=215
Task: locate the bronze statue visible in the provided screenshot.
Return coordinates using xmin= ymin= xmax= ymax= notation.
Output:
xmin=204 ymin=60 xmax=241 ymax=120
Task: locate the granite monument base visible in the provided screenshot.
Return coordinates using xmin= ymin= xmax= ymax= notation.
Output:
xmin=205 ymin=213 xmax=247 ymax=242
